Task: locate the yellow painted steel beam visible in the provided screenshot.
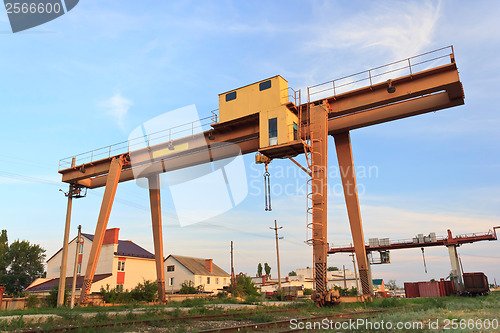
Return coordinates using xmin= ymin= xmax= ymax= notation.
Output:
xmin=148 ymin=175 xmax=166 ymax=303
xmin=79 ymin=157 xmax=124 ymax=305
xmin=333 ymin=132 xmax=372 ymax=296
xmin=60 ymin=63 xmax=464 ymax=187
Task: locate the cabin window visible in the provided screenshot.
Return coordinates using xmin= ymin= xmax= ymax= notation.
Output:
xmin=167 ymin=265 xmax=175 ymax=272
xmin=259 ymin=80 xmax=272 ymax=91
xmin=293 ymin=122 xmax=298 ymax=140
xmin=269 ymin=118 xmax=278 ymax=146
xmin=225 ymin=91 xmax=237 ymax=102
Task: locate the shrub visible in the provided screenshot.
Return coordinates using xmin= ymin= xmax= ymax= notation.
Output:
xmin=303 ymin=288 xmax=314 ymax=296
xmin=100 ymin=280 xmax=158 ymax=304
xmin=45 ymin=287 xmax=68 ymax=307
xmin=25 ymin=294 xmax=40 ymax=308
xmin=131 ymin=280 xmax=157 ymax=302
xmin=179 ymin=280 xmax=199 ymax=294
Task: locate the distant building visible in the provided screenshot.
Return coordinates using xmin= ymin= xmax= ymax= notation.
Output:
xmin=164 ymin=255 xmax=230 ymax=293
xmin=254 ymin=268 xmax=362 ymax=294
xmin=26 ymin=228 xmax=157 ymax=294
xmin=372 ymin=279 xmax=385 ymax=292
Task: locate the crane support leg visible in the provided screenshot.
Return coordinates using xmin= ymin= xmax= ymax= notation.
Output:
xmin=148 ymin=175 xmax=166 ymax=303
xmin=333 ymin=132 xmax=373 ymax=296
xmin=79 ymin=157 xmax=123 ymax=305
xmin=310 ymin=104 xmax=328 ymax=293
xmin=447 ymin=245 xmax=464 ymax=294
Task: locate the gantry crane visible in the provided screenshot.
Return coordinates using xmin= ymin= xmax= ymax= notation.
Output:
xmin=56 ymin=46 xmax=464 ymax=306
xmin=328 ymin=227 xmax=499 ymax=293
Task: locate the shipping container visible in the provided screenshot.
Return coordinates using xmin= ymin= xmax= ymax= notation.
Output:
xmin=439 ymin=279 xmax=455 ymax=296
xmin=418 ymin=281 xmax=442 ymax=297
xmin=404 ymin=282 xmax=420 ymax=298
xmin=430 ymin=232 xmax=437 ymax=242
xmin=369 ymin=238 xmax=379 ymax=247
xmin=463 ymin=272 xmax=489 ymax=295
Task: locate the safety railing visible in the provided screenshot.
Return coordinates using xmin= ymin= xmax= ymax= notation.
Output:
xmin=59 ymin=114 xmax=215 ymax=170
xmin=281 ymin=86 xmax=301 ymax=106
xmin=329 ymin=235 xmax=448 ymax=250
xmin=308 ymin=46 xmax=455 ymax=102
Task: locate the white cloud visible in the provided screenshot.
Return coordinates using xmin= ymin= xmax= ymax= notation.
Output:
xmin=101 ymin=93 xmax=132 ymax=129
xmin=309 ymin=0 xmax=442 ymax=60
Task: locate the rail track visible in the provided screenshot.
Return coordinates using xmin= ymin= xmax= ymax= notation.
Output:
xmin=21 ymin=308 xmax=300 ymax=332
xmin=198 ymin=309 xmax=387 ymax=333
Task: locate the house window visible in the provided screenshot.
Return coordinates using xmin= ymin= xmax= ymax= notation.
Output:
xmin=207 ymin=277 xmax=211 ymax=284
xmin=215 ymin=278 xmax=219 ymax=285
xmin=78 ymin=243 xmax=84 ymax=254
xmin=269 ymin=118 xmax=278 ymax=146
xmin=77 ymin=263 xmax=81 ymax=275
xmin=117 ymin=284 xmax=124 ymax=292
xmin=167 ymin=265 xmax=175 ymax=272
xmin=118 ymin=260 xmax=125 ymax=272
xmin=169 ymin=277 xmax=174 ymax=286
xmin=259 ymin=80 xmax=272 ymax=91
xmin=225 ymin=91 xmax=237 ymax=102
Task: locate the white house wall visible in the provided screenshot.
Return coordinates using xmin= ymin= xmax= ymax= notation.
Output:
xmin=164 ymin=257 xmax=195 ymax=293
xmin=164 ymin=257 xmax=230 ymax=293
xmin=46 ymin=238 xmax=115 ymax=279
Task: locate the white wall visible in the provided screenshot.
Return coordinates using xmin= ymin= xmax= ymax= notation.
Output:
xmin=164 ymin=257 xmax=230 ymax=293
xmin=46 ymin=236 xmax=114 ymax=279
xmin=164 ymin=257 xmax=195 ymax=293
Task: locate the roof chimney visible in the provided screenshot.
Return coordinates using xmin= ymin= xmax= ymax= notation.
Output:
xmin=205 ymin=259 xmax=213 ymax=273
xmin=103 ymin=228 xmax=120 ymax=245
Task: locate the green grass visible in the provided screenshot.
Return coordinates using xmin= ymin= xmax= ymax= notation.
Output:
xmin=1 ymin=292 xmax=497 ymax=332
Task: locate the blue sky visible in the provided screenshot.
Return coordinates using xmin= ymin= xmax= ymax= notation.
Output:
xmin=1 ymin=0 xmax=499 ymax=287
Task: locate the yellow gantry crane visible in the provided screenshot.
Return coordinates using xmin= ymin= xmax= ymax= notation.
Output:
xmin=57 ymin=46 xmax=464 ymax=306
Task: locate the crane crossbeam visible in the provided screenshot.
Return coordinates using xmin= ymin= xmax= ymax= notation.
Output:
xmin=328 ymin=228 xmax=499 ymax=254
xmin=59 ymin=62 xmax=463 ymax=188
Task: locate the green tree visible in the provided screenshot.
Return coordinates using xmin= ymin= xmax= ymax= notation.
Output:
xmin=257 ymin=263 xmax=263 ymax=277
xmin=327 ymin=266 xmax=339 ymax=271
xmin=386 ymin=280 xmax=399 ymax=291
xmin=264 ymin=263 xmax=271 ymax=277
xmin=288 ymin=271 xmax=297 ymax=276
xmin=231 ymin=274 xmax=259 ymax=297
xmin=2 ymin=238 xmax=46 ymax=295
xmin=0 ymin=230 xmax=8 ymax=281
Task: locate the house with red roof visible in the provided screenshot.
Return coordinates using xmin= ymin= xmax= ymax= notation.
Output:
xmin=26 ymin=228 xmax=157 ymax=294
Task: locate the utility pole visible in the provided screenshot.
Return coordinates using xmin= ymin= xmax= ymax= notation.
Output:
xmin=70 ymin=225 xmax=82 ymax=309
xmin=270 ymin=220 xmax=283 ymax=291
xmin=343 ymin=265 xmax=347 ymax=289
xmin=349 ymin=245 xmax=360 ymax=294
xmin=230 ymin=241 xmax=235 ymax=287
